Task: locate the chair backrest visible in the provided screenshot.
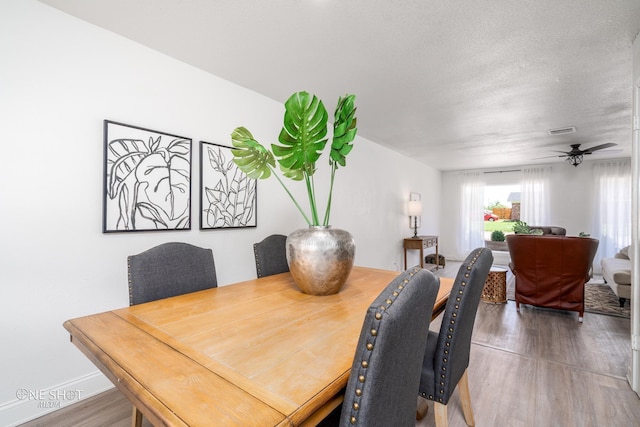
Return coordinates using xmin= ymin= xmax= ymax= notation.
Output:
xmin=340 ymin=267 xmax=441 ymax=426
xmin=127 ymin=242 xmax=217 ymax=306
xmin=507 ymin=235 xmax=598 ymax=311
xmin=253 ymin=234 xmax=289 ymax=278
xmin=420 ymin=247 xmax=493 ymax=405
xmin=507 ymin=234 xmax=598 ymax=287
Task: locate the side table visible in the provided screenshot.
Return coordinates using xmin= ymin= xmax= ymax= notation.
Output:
xmin=481 ymin=266 xmax=508 ymax=304
xmin=403 ymin=236 xmax=438 ymax=270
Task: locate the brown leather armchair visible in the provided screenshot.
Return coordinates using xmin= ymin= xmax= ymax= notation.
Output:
xmin=506 ymin=235 xmax=598 ymax=322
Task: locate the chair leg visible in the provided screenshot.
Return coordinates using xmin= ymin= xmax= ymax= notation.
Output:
xmin=132 ymin=406 xmax=143 ymax=427
xmin=434 ymin=402 xmax=448 ymax=427
xmin=458 ymin=369 xmax=475 ymax=426
xmin=416 ymin=396 xmax=429 ymax=420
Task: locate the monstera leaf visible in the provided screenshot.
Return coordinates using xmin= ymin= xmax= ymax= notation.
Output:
xmin=331 ymin=94 xmax=357 ymax=167
xmin=231 ymin=127 xmax=276 ymax=179
xmin=230 ymin=91 xmax=357 ymax=226
xmin=273 ymin=92 xmax=329 ymax=178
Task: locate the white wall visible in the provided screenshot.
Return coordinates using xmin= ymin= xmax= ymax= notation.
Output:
xmin=0 ymin=1 xmax=440 ymax=424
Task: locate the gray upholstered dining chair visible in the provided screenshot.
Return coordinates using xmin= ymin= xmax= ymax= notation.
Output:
xmin=416 ymin=247 xmax=493 ymax=427
xmin=253 ymin=234 xmax=289 ymax=278
xmin=128 ymin=242 xmax=218 ymax=306
xmin=127 ymin=242 xmax=218 ymax=426
xmin=338 ymin=266 xmax=441 ymax=426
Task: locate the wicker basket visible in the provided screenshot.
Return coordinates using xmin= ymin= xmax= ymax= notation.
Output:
xmin=481 ymin=267 xmax=507 ymax=304
xmin=424 ymin=253 xmax=445 ymax=267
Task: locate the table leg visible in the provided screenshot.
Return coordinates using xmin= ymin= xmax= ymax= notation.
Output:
xmin=404 ymin=247 xmax=408 ymax=270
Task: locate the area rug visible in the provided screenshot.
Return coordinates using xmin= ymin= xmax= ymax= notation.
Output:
xmin=506 ymin=275 xmax=630 ymax=319
xmin=584 ymin=280 xmax=630 ymax=318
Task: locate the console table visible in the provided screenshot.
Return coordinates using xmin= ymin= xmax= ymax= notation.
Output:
xmin=403 ymin=235 xmax=438 ymax=270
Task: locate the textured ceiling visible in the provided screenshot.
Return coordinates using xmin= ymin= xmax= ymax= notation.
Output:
xmin=39 ymin=0 xmax=640 ymax=170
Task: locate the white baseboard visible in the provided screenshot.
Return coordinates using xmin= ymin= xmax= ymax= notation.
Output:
xmin=0 ymin=371 xmax=114 ymax=427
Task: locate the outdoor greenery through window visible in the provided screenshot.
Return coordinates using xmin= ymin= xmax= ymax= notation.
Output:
xmin=484 ymin=184 xmax=521 ymax=241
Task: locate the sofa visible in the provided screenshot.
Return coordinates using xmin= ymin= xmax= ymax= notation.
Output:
xmin=528 ymin=226 xmax=567 ymax=236
xmin=486 ymin=227 xmax=568 ymax=266
xmin=507 ymin=234 xmax=599 ymax=322
xmin=601 ymin=245 xmax=632 ymax=307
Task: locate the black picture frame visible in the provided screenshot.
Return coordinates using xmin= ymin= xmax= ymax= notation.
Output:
xmin=103 ymin=120 xmax=192 ymax=233
xmin=200 ymin=141 xmax=257 ymax=229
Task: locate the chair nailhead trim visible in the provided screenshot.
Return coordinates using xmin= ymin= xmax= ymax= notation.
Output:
xmin=127 ymin=257 xmax=134 ymax=306
xmin=347 ymin=266 xmax=422 ymax=424
xmin=431 ymin=248 xmax=486 ymax=403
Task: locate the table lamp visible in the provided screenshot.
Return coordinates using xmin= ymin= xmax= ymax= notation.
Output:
xmin=408 ymin=200 xmax=422 ymax=238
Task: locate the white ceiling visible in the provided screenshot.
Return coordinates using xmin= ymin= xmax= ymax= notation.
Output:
xmin=39 ymin=0 xmax=640 ymax=171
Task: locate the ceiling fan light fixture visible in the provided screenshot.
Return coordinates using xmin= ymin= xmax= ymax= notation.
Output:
xmin=566 ymin=154 xmax=583 ymax=167
xmin=548 ymin=126 xmax=577 ymax=136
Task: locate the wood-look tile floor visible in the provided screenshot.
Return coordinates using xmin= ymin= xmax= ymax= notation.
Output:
xmin=20 ymin=263 xmax=640 ymax=427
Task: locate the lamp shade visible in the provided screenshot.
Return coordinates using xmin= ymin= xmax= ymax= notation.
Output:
xmin=408 ymin=200 xmax=422 ymax=216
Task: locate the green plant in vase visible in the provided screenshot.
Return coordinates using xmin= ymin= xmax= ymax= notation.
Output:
xmin=230 ymin=91 xmax=357 ymax=226
xmin=512 ymin=220 xmax=532 ymax=234
xmin=230 ymin=91 xmax=358 ymax=295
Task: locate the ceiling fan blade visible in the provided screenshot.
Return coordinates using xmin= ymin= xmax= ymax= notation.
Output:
xmin=598 ymin=148 xmax=623 ymax=154
xmin=533 ymin=154 xmax=567 ymax=159
xmin=582 ymin=143 xmax=617 ymax=154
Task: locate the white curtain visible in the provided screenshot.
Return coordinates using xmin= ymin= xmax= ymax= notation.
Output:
xmin=593 ymin=160 xmax=631 ymax=270
xmin=520 ymin=167 xmax=551 ymax=225
xmin=456 ymin=171 xmax=485 ymax=259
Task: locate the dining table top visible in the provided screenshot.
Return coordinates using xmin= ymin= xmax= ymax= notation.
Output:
xmin=63 ymin=266 xmax=453 ymax=426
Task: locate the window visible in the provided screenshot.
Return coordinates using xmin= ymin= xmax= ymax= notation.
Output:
xmin=484 ymin=184 xmax=520 ymax=240
xmin=593 ymin=161 xmax=631 ymax=268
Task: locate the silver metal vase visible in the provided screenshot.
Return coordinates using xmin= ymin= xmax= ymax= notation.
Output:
xmin=286 ymin=226 xmax=356 ymax=295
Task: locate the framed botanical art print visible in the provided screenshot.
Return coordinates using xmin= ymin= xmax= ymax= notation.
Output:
xmin=103 ymin=120 xmax=192 ymax=232
xmin=200 ymin=141 xmax=257 ymax=229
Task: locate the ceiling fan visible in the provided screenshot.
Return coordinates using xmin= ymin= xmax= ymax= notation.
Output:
xmin=550 ymin=143 xmax=618 ymax=167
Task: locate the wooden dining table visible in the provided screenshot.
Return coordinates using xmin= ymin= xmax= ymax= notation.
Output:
xmin=63 ymin=266 xmax=453 ymax=426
